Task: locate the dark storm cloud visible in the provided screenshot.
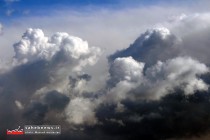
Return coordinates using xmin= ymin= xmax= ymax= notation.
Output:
xmin=0 ymin=60 xmax=52 ymax=138
xmin=94 ymin=87 xmax=210 ymax=140
xmin=23 ymin=101 xmax=48 ymax=124
xmin=43 ymin=90 xmax=70 ymax=110
xmin=23 ymin=90 xmax=70 ymax=125
xmin=69 ymin=74 xmax=92 ymax=88
xmin=78 ymin=74 xmax=91 ymax=81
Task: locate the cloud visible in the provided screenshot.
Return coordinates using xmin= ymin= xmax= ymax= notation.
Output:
xmin=12 ymin=28 xmax=101 ymax=121
xmin=109 ymin=27 xmax=180 ymax=67
xmin=107 ymin=24 xmax=209 ymax=101
xmin=144 ymin=56 xmax=209 ymax=99
xmin=11 ymin=28 xmax=101 ymax=100
xmin=15 ymin=100 xmax=24 ymax=110
xmin=95 ymin=90 xmax=210 ymax=140
xmin=0 ymin=28 xmax=101 ymax=138
xmin=65 ymin=97 xmax=98 ymax=126
xmin=94 ymin=13 xmax=210 ymax=138
xmin=105 ymin=56 xmax=209 ymax=102
xmin=6 ymin=9 xmax=15 ymax=16
xmin=23 ymin=90 xmax=70 ymax=124
xmin=13 ymin=28 xmax=101 ymax=71
xmin=1 ymin=8 xmax=210 ymax=140
xmin=0 ymin=22 xmax=210 ymax=140
xmin=104 ymin=56 xmax=145 ymax=103
xmin=109 ymin=56 xmax=144 ymax=85
xmin=23 ymin=101 xmax=48 ymax=124
xmin=166 ymin=13 xmax=210 ymax=65
xmin=43 ymin=90 xmax=70 ymax=110
xmin=167 ymin=13 xmax=210 ymax=37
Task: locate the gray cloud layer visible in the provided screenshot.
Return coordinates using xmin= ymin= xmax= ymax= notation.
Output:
xmin=0 ymin=23 xmax=3 ymax=35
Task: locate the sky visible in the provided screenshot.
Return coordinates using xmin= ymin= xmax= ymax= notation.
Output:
xmin=0 ymin=0 xmax=197 ymax=19
xmin=0 ymin=0 xmax=153 ymax=17
xmin=1 ymin=0 xmax=210 ymax=140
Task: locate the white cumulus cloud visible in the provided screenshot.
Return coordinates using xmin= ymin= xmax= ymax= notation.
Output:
xmin=110 ymin=56 xmax=144 ymax=83
xmin=105 ymin=56 xmax=209 ymax=102
xmin=145 ymin=56 xmax=209 ymax=99
xmin=13 ymin=28 xmax=101 ymax=72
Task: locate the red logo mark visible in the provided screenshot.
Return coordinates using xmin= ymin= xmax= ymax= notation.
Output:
xmin=7 ymin=126 xmax=24 ymax=135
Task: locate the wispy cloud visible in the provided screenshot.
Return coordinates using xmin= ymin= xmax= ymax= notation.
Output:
xmin=0 ymin=23 xmax=3 ymax=36
xmin=6 ymin=9 xmax=15 ymax=16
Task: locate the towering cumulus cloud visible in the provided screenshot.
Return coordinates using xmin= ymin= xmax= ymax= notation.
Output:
xmin=0 ymin=28 xmax=101 ymax=139
xmin=100 ymin=15 xmax=210 ymax=139
xmin=109 ymin=27 xmax=179 ymax=67
xmin=108 ymin=27 xmax=209 ymax=101
xmin=1 ymin=13 xmax=210 ymax=140
xmin=13 ymin=28 xmax=100 ymax=70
